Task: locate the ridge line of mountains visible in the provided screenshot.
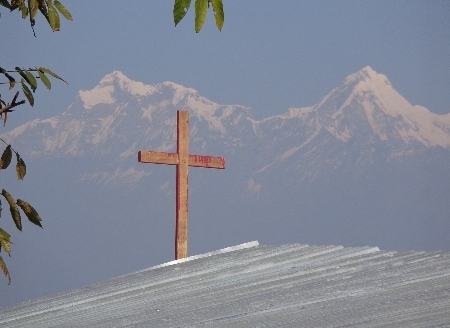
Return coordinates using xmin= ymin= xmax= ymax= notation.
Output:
xmin=2 ymin=66 xmax=450 ymax=188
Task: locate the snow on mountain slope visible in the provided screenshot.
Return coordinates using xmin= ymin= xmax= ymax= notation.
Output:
xmin=2 ymin=73 xmax=251 ymax=158
xmin=1 ymin=67 xmax=449 ymax=188
xmin=316 ymin=66 xmax=450 ymax=147
xmin=248 ymin=66 xmax=450 ymax=180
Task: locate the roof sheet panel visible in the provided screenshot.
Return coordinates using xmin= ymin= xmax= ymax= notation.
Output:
xmin=1 ymin=242 xmax=449 ymax=327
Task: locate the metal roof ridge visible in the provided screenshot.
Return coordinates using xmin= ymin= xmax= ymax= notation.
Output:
xmin=139 ymin=240 xmax=260 ymax=272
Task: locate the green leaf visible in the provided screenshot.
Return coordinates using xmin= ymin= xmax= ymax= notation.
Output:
xmin=28 ymin=0 xmax=38 ymax=20
xmin=210 ymin=0 xmax=223 ymax=31
xmin=0 ymin=228 xmax=11 ymax=255
xmin=5 ymin=73 xmax=16 ymax=90
xmin=16 ymin=153 xmax=26 ymax=180
xmin=0 ymin=255 xmax=11 ymax=285
xmin=0 ymin=67 xmax=16 ymax=90
xmin=53 ymin=0 xmax=72 ymax=20
xmin=38 ymin=67 xmax=67 ymax=84
xmin=20 ymin=2 xmax=27 ymax=19
xmin=38 ymin=0 xmax=49 ymax=22
xmin=0 ymin=145 xmax=12 ymax=169
xmin=1 ymin=189 xmax=22 ymax=231
xmin=16 ymin=199 xmax=42 ymax=228
xmin=25 ymin=70 xmax=38 ymax=91
xmin=38 ymin=69 xmax=51 ymax=89
xmin=173 ymin=0 xmax=191 ymax=26
xmin=47 ymin=1 xmax=60 ymax=31
xmin=15 ymin=67 xmax=31 ymax=85
xmin=194 ymin=0 xmax=208 ymax=33
xmin=21 ymin=79 xmax=34 ymax=106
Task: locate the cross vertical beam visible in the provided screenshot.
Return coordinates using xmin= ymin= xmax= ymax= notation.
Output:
xmin=138 ymin=110 xmax=225 ymax=260
xmin=176 ymin=111 xmax=189 ymax=259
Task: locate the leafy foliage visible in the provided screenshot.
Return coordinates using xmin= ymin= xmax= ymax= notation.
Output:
xmin=16 ymin=153 xmax=26 ymax=180
xmin=2 ymin=189 xmax=22 ymax=232
xmin=0 ymin=127 xmax=42 ymax=284
xmin=173 ymin=0 xmax=224 ymax=33
xmin=0 ymin=0 xmax=69 ymax=285
xmin=0 ymin=1 xmax=71 ymax=117
xmin=0 ymin=0 xmax=72 ymax=33
xmin=17 ymin=199 xmax=42 ymax=228
xmin=0 ymin=67 xmax=67 ymax=114
xmin=194 ymin=0 xmax=208 ymax=33
xmin=0 ymin=187 xmax=43 ymax=284
xmin=0 ymin=139 xmax=43 ymax=282
xmin=0 ymin=144 xmax=12 ymax=169
xmin=0 ymin=256 xmax=11 ymax=284
xmin=210 ymin=0 xmax=224 ymax=31
xmin=0 ymin=228 xmax=12 ymax=255
xmin=173 ymin=0 xmax=191 ymax=27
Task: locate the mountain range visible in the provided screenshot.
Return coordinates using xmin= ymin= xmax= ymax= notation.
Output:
xmin=1 ymin=66 xmax=449 ymax=308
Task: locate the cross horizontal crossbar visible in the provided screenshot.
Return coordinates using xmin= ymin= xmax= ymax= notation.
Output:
xmin=138 ymin=151 xmax=225 ymax=169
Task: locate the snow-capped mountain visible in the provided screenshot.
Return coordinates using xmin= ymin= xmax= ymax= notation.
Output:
xmin=3 ymin=66 xmax=449 ymax=187
xmin=250 ymin=67 xmax=450 ymax=187
xmin=316 ymin=67 xmax=450 ymax=146
xmin=1 ymin=66 xmax=449 ymax=310
xmin=5 ymin=71 xmax=251 ymax=157
xmin=2 ymin=70 xmax=256 ymax=186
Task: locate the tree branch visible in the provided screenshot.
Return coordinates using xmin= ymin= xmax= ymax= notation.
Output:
xmin=0 ymin=92 xmax=25 ymax=115
xmin=0 ymin=92 xmax=25 ymax=126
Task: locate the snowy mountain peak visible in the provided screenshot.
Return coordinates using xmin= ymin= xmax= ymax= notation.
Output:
xmin=160 ymin=81 xmax=197 ymax=94
xmin=79 ymin=71 xmax=159 ymax=109
xmin=99 ymin=71 xmax=157 ymax=96
xmin=97 ymin=72 xmax=198 ymax=99
xmin=345 ymin=66 xmax=385 ymax=83
xmin=315 ymin=67 xmax=407 ymax=119
xmin=72 ymin=72 xmax=254 ymax=142
xmin=347 ymin=67 xmax=411 ymax=115
xmin=313 ymin=67 xmax=450 ymax=148
xmin=78 ymin=71 xmax=207 ymax=112
xmin=98 ymin=70 xmax=130 ymax=85
xmin=342 ymin=66 xmax=399 ymax=102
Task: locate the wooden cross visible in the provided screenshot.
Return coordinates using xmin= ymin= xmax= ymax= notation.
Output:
xmin=138 ymin=110 xmax=226 ymax=260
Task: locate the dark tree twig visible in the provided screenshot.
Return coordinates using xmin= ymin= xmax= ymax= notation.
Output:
xmin=0 ymin=92 xmax=25 ymax=115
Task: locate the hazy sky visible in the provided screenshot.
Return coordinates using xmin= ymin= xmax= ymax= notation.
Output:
xmin=1 ymin=1 xmax=450 ymax=308
xmin=1 ymin=1 xmax=449 ymax=130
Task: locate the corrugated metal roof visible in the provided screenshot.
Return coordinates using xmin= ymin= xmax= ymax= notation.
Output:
xmin=1 ymin=241 xmax=450 ymax=327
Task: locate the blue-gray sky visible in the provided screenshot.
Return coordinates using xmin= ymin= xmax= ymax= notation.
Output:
xmin=1 ymin=1 xmax=449 ymax=129
xmin=1 ymin=1 xmax=450 ymax=308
